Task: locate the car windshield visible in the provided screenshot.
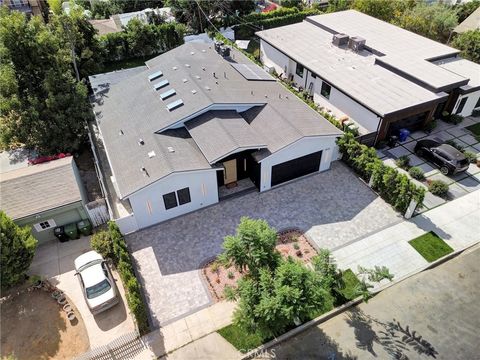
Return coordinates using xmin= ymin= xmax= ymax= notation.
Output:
xmin=86 ymin=279 xmax=111 ymax=299
xmin=78 ymin=259 xmax=103 ymax=272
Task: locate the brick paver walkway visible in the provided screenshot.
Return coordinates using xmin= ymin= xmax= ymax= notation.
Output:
xmin=127 ymin=162 xmax=401 ymax=327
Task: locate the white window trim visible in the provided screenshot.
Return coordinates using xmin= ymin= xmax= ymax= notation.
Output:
xmin=33 ymin=219 xmax=56 ymax=232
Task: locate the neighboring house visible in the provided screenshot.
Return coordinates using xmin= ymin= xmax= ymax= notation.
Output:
xmin=1 ymin=0 xmax=45 ymax=16
xmin=89 ymin=42 xmax=342 ymax=232
xmin=256 ymin=10 xmax=480 ymax=145
xmin=0 ymin=156 xmax=91 ymax=243
xmin=454 ymin=6 xmax=480 ymax=33
xmin=89 ymin=7 xmax=175 ymax=35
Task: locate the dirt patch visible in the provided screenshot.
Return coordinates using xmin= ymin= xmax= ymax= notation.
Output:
xmin=75 ymin=146 xmax=102 ymax=202
xmin=1 ymin=288 xmax=89 ymax=360
xmin=203 ymin=229 xmax=318 ymax=301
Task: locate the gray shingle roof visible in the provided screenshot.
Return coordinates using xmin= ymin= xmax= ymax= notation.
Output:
xmin=89 ymin=43 xmax=342 ymax=199
xmin=185 ymin=111 xmax=267 ymax=164
xmin=0 ymin=157 xmax=82 ymax=220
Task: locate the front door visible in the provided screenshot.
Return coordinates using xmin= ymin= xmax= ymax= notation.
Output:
xmin=223 ymin=159 xmax=237 ymax=184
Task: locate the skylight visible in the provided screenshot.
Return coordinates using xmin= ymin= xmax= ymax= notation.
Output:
xmin=153 ymin=79 xmax=169 ymax=90
xmin=148 ymin=71 xmax=163 ymax=81
xmin=160 ymin=88 xmax=176 ymax=100
xmin=166 ymin=99 xmax=184 ymax=111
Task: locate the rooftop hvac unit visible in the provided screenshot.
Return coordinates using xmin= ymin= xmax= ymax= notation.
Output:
xmin=214 ymin=41 xmax=224 ymax=53
xmin=348 ymin=36 xmax=366 ymax=52
xmin=332 ymin=33 xmax=349 ymax=46
xmin=220 ymin=46 xmax=231 ymax=58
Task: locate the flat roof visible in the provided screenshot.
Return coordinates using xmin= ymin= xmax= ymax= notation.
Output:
xmin=0 ymin=157 xmax=82 ymax=220
xmin=89 ymin=43 xmax=342 ymax=198
xmin=307 ymin=10 xmax=459 ymax=60
xmin=257 ymin=21 xmax=446 ymax=117
xmin=454 ymin=7 xmax=480 ymax=33
xmin=435 ymin=58 xmax=480 ymax=90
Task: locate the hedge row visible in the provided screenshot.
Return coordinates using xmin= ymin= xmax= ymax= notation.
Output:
xmin=234 ymin=9 xmax=321 ymax=39
xmin=337 ymin=134 xmax=425 ymax=213
xmin=99 ymin=21 xmax=186 ymax=63
xmin=91 ymin=222 xmax=149 ymax=334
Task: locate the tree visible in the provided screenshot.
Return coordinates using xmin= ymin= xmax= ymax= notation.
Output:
xmin=394 ymin=3 xmax=458 ymax=43
xmin=0 ymin=8 xmax=92 ymax=154
xmin=124 ymin=18 xmax=158 ymax=57
xmin=0 ymin=211 xmax=38 ymax=289
xmin=219 ymin=217 xmax=280 ymax=278
xmin=47 ymin=0 xmax=63 ymax=15
xmin=232 ymin=258 xmax=333 ymax=338
xmin=454 ymin=0 xmax=480 ymax=23
xmin=352 ymin=0 xmax=415 ymax=23
xmin=326 ymin=0 xmax=352 ymax=13
xmin=451 ymin=30 xmax=480 ymax=63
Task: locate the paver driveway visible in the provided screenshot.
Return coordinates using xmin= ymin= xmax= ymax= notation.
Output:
xmin=127 ymin=162 xmax=401 ymax=327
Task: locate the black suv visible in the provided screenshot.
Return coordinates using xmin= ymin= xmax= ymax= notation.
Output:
xmin=414 ymin=139 xmax=469 ymax=175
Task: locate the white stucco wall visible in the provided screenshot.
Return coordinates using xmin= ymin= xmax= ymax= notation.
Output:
xmin=453 ymin=90 xmax=480 ymax=117
xmin=313 ymin=79 xmax=381 ymax=133
xmin=260 ymin=40 xmax=290 ymax=78
xmin=128 ymin=169 xmax=219 ymax=229
xmin=259 ymin=136 xmax=338 ymax=191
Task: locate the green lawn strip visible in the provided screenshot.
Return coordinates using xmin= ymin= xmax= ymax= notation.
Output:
xmin=338 ymin=269 xmax=361 ymax=301
xmin=100 ymin=55 xmax=157 ymax=73
xmin=408 ymin=231 xmax=454 ymax=262
xmin=217 ymin=324 xmax=270 ymax=353
xmin=465 ymin=123 xmax=480 ymax=136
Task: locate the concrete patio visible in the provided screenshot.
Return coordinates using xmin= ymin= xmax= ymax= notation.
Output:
xmin=127 ymin=162 xmax=401 ymax=327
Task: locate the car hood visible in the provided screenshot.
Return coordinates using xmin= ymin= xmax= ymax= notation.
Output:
xmin=86 ymin=286 xmax=116 ymax=309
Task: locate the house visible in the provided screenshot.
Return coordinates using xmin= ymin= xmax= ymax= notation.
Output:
xmin=256 ymin=10 xmax=480 ymax=145
xmin=2 ymin=0 xmax=45 ymax=16
xmin=88 ymin=42 xmax=342 ymax=232
xmin=0 ymin=156 xmax=91 ymax=243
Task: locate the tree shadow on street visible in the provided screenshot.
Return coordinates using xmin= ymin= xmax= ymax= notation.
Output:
xmin=345 ymin=308 xmax=438 ymax=359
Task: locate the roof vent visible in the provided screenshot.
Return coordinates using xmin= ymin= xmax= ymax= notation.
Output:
xmin=205 ymin=86 xmax=211 ymax=91
xmin=202 ymin=49 xmax=206 ymax=53
xmin=185 ymin=64 xmax=191 ymax=68
xmin=182 ymin=78 xmax=188 ymax=83
xmin=119 ymin=129 xmax=124 ymax=135
xmin=167 ymin=146 xmax=175 ymax=153
xmin=190 ymin=51 xmax=195 ymax=55
xmin=195 ymin=75 xmax=201 ymax=80
xmin=148 ymin=151 xmax=156 ymax=158
xmin=166 ymin=99 xmax=184 ymax=111
xmin=138 ymin=139 xmax=145 ymax=145
xmin=191 ymin=89 xmax=197 ymax=94
xmin=202 ymin=67 xmax=206 ymax=71
xmin=172 ymin=66 xmax=178 ymax=70
xmin=332 ymin=33 xmax=349 ymax=47
xmin=141 ymin=166 xmax=149 ymax=176
xmin=348 ymin=36 xmax=366 ymax=52
xmin=154 ymin=79 xmax=169 ymax=90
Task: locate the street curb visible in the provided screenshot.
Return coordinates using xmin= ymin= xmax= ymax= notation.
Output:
xmin=240 ymin=240 xmax=479 ymax=360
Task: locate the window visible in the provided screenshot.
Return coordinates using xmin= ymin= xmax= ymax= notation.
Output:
xmin=34 ymin=219 xmax=56 ymax=232
xmin=177 ymin=187 xmax=191 ymax=205
xmin=295 ymin=63 xmax=304 ymax=78
xmin=455 ymin=97 xmax=467 ymax=114
xmin=475 ymin=97 xmax=480 ymax=109
xmin=163 ymin=192 xmax=178 ymax=210
xmin=321 ymin=81 xmax=332 ymax=99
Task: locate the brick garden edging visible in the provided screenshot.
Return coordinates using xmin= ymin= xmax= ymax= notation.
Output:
xmin=239 ymin=242 xmax=479 ymax=360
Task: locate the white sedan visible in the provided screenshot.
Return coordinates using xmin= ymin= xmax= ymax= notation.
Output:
xmin=74 ymin=250 xmax=119 ymax=315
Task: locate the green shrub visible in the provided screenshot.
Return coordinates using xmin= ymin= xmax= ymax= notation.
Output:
xmin=428 ymin=180 xmax=449 ymax=197
xmin=408 ymin=166 xmax=425 ymax=180
xmin=90 ymin=230 xmax=114 ymax=259
xmin=423 ymin=119 xmax=437 ymax=133
xmin=444 ymin=114 xmax=464 ymax=124
xmin=395 ymin=155 xmax=410 ymax=169
xmin=463 ymin=151 xmax=477 ymax=164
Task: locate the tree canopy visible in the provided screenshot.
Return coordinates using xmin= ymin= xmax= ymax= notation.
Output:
xmin=0 ymin=211 xmax=38 ymax=289
xmin=451 ymin=30 xmax=480 ymax=63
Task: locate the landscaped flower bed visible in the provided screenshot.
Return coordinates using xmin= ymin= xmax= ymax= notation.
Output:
xmin=203 ymin=229 xmax=317 ymax=301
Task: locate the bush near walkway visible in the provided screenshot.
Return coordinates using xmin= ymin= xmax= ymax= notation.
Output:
xmin=337 ymin=133 xmax=425 ymax=213
xmin=90 ymin=222 xmax=149 ymax=334
xmin=408 ymin=231 xmax=453 ymax=262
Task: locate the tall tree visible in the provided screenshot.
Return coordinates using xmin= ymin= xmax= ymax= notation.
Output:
xmin=394 ymin=3 xmax=458 ymax=43
xmin=352 ymin=0 xmax=415 ymax=23
xmin=451 ymin=30 xmax=480 ymax=63
xmin=0 ymin=8 xmax=91 ymax=154
xmin=0 ymin=211 xmax=38 ymax=289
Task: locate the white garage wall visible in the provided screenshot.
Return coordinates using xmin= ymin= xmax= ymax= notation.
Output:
xmin=260 ymin=40 xmax=290 ymax=77
xmin=453 ymin=90 xmax=480 ymax=117
xmin=128 ymin=169 xmax=219 ymax=229
xmin=259 ymin=136 xmax=338 ymax=191
xmin=313 ymin=79 xmax=381 ymax=133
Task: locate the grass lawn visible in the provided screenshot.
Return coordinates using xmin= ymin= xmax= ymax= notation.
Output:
xmin=100 ymin=55 xmax=156 ymax=73
xmin=338 ymin=269 xmax=361 ymax=301
xmin=409 ymin=231 xmax=454 ymax=262
xmin=466 ymin=123 xmax=480 ymax=136
xmin=217 ymin=324 xmax=269 ymax=353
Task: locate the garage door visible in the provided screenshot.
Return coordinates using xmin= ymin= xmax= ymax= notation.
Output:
xmin=271 ymin=151 xmax=322 ymax=187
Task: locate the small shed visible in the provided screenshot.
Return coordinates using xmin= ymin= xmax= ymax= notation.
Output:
xmin=0 ymin=156 xmax=90 ymax=243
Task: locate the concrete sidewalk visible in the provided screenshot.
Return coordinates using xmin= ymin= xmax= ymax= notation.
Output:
xmin=141 ymin=190 xmax=479 ymax=358
xmin=333 ymin=190 xmax=480 ymax=288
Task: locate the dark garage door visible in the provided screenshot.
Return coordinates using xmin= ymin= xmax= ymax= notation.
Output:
xmin=271 ymin=151 xmax=322 ymax=187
